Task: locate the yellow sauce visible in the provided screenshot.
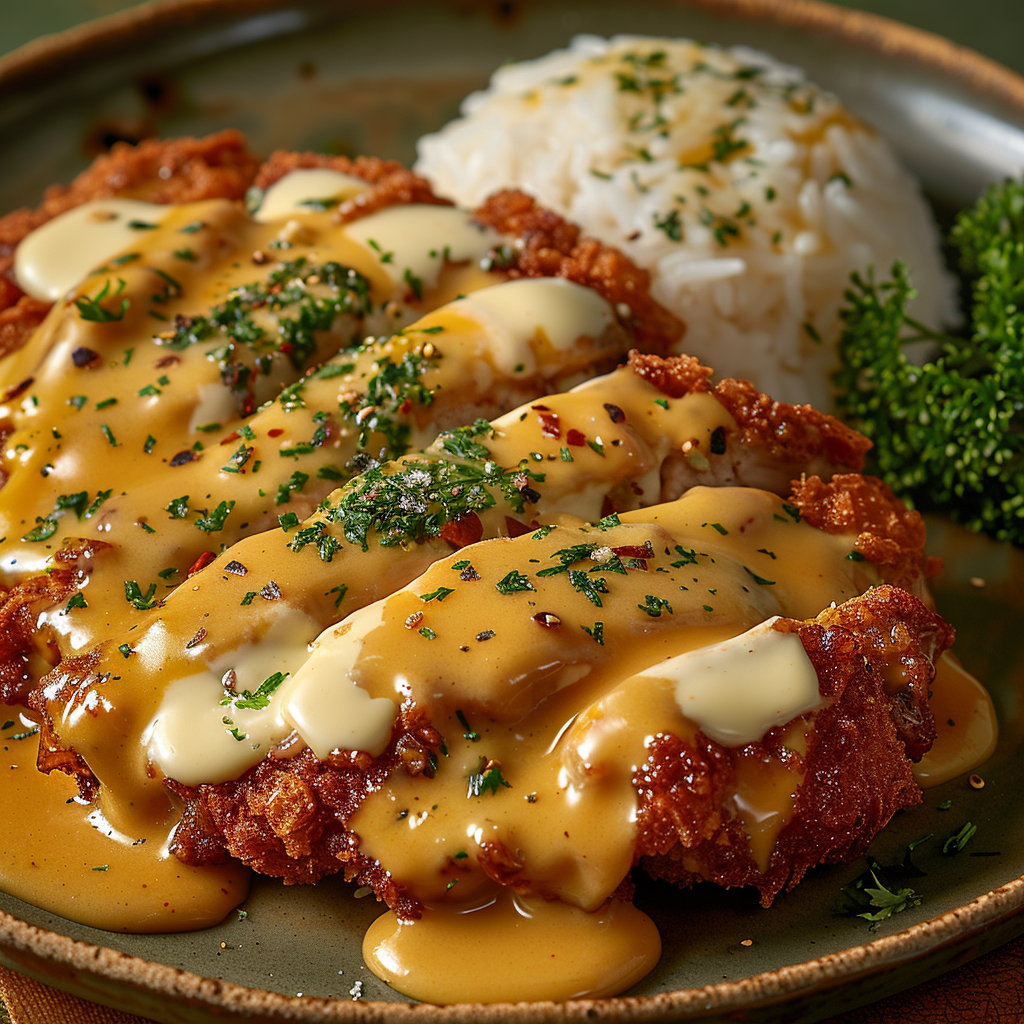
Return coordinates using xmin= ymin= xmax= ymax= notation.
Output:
xmin=364 ymin=891 xmax=661 ymax=1004
xmin=914 ymin=652 xmax=998 ymax=787
xmin=0 ymin=171 xmax=1000 ymax=1004
xmin=0 ymin=704 xmax=247 ymax=932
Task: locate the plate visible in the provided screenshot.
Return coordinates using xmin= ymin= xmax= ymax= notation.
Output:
xmin=1 ymin=1 xmax=1024 ymax=1021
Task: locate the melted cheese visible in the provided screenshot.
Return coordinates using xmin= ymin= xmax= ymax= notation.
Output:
xmin=251 ymin=168 xmax=370 ymax=222
xmin=143 ymin=609 xmax=317 ymax=785
xmin=344 ymin=203 xmax=503 ymax=292
xmin=454 ymin=276 xmax=615 ymax=375
xmin=14 ymin=198 xmax=175 ymax=301
xmin=642 ymin=619 xmax=825 ymax=746
xmin=280 ymin=604 xmax=396 ymax=759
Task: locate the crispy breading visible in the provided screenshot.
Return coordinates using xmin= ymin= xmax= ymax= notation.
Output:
xmin=160 ymin=478 xmax=941 ymax=908
xmin=166 ymin=707 xmax=443 ymax=918
xmin=791 ymin=472 xmax=941 ymax=588
xmin=0 ymin=131 xmax=261 ymax=355
xmin=636 ymin=585 xmax=952 ymax=907
xmin=0 ymin=540 xmax=109 ymax=706
xmin=630 ymin=350 xmax=872 ymax=471
xmin=474 ymin=190 xmax=684 ymax=353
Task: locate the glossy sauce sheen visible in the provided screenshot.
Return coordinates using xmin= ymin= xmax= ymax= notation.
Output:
xmin=1 ymin=705 xmax=247 ymax=931
xmin=337 ymin=494 xmax=859 ymax=926
xmin=0 ymin=176 xmax=998 ymax=1003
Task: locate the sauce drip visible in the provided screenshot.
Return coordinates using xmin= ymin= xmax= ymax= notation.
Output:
xmin=0 ymin=705 xmax=247 ymax=932
xmin=0 ymin=174 xmax=1000 ymax=1004
xmin=363 ymin=891 xmax=661 ymax=1004
xmin=914 ymin=652 xmax=998 ymax=787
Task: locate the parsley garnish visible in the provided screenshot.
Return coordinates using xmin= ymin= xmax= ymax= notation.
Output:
xmin=194 ymin=500 xmax=234 ymax=532
xmin=942 ymin=822 xmax=978 ymax=855
xmin=124 ymin=581 xmax=159 ymax=610
xmin=456 ymin=710 xmax=479 ymax=742
xmin=467 ymin=758 xmax=511 ymax=797
xmin=495 ymin=570 xmax=535 ymax=594
xmin=568 ymin=569 xmax=607 ymax=607
xmin=75 ymin=278 xmax=129 ymax=322
xmin=639 ymin=594 xmax=673 ymax=617
xmin=225 ymin=672 xmax=289 ymax=712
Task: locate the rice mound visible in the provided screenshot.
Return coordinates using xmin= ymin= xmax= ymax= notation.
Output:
xmin=416 ymin=35 xmax=957 ymax=409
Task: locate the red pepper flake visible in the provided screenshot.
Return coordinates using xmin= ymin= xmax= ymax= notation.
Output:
xmin=185 ymin=627 xmax=208 ymax=650
xmin=187 ymin=551 xmax=216 ymax=577
xmin=504 ymin=517 xmax=539 ymax=538
xmin=154 ymin=354 xmax=180 ymax=369
xmin=268 ymin=428 xmax=284 ymax=438
xmin=72 ymin=347 xmax=99 ymax=368
xmin=603 ymin=403 xmax=625 ymax=424
xmin=223 ymin=560 xmax=248 ymax=577
xmin=566 ymin=428 xmax=587 ymax=446
xmin=532 ymin=405 xmax=561 ymax=438
xmin=532 ymin=612 xmax=561 ymax=628
xmin=169 ymin=450 xmax=196 ymax=466
xmin=440 ymin=512 xmax=483 ymax=549
xmin=260 ymin=581 xmax=282 ymax=601
xmin=405 ymin=611 xmax=424 ymax=629
xmin=3 ymin=377 xmax=34 ymax=401
xmin=612 ymin=543 xmax=655 ymax=560
xmin=220 ymin=431 xmax=240 ymax=445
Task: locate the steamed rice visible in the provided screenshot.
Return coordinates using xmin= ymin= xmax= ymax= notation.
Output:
xmin=416 ymin=35 xmax=957 ymax=409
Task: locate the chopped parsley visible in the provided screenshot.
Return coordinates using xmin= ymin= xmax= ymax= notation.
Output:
xmin=495 ymin=570 xmax=535 ymax=594
xmin=75 ymin=278 xmax=129 ymax=322
xmin=467 ymin=758 xmax=511 ymax=797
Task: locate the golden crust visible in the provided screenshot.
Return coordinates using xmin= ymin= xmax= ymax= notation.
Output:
xmin=0 ymin=540 xmax=109 ymax=707
xmin=636 ymin=585 xmax=953 ymax=907
xmin=253 ymin=150 xmax=451 ymax=220
xmin=165 ymin=707 xmax=444 ymax=916
xmin=473 ymin=190 xmax=685 ymax=354
xmin=158 ymin=477 xmax=941 ymax=913
xmin=790 ymin=472 xmax=941 ymax=586
xmin=629 ymin=350 xmax=873 ymax=473
xmin=0 ymin=130 xmax=261 ymax=354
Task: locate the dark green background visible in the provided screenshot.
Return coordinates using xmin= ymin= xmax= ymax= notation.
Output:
xmin=2 ymin=0 xmax=1022 ymax=77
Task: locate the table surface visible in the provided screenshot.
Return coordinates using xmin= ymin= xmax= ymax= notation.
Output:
xmin=1 ymin=2 xmax=1023 ymax=1023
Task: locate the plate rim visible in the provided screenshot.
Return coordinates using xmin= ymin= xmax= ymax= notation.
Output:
xmin=3 ymin=877 xmax=1023 ymax=1020
xmin=1 ymin=0 xmax=1023 ymax=1019
xmin=2 ymin=0 xmax=1024 ymax=106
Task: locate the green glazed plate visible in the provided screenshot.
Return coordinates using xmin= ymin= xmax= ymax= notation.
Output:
xmin=1 ymin=2 xmax=1023 ymax=1021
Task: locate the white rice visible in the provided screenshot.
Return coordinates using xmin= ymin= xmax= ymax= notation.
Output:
xmin=416 ymin=35 xmax=957 ymax=409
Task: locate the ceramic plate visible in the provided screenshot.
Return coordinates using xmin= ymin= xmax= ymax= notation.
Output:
xmin=1 ymin=2 xmax=1024 ymax=1021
